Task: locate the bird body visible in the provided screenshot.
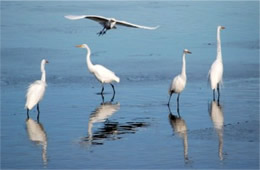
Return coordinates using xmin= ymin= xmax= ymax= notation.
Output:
xmin=25 ymin=59 xmax=48 ymax=119
xmin=208 ymin=26 xmax=225 ymax=100
xmin=76 ymin=44 xmax=120 ymax=94
xmin=25 ymin=80 xmax=47 ymax=110
xmin=168 ymin=49 xmax=191 ymax=106
xmin=65 ymin=15 xmax=159 ymax=35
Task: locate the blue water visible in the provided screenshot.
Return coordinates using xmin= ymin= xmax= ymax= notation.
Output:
xmin=1 ymin=1 xmax=259 ymax=169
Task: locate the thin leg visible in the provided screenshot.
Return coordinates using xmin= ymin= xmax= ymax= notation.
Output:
xmin=111 ymin=91 xmax=115 ymax=102
xmin=101 ymin=85 xmax=104 ymax=94
xmin=110 ymin=84 xmax=115 ymax=94
xmin=213 ymin=89 xmax=216 ymax=101
xmin=177 ymin=94 xmax=180 ymax=114
xmin=101 ymin=93 xmax=104 ymax=103
xmin=167 ymin=104 xmax=172 ymax=114
xmin=167 ymin=93 xmax=173 ymax=106
xmin=37 ymin=103 xmax=40 ymax=122
xmin=217 ymin=84 xmax=220 ymax=102
xmin=27 ymin=108 xmax=30 ymax=119
xmin=97 ymin=27 xmax=105 ymax=36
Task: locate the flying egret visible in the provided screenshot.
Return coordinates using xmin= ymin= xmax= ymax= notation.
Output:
xmin=65 ymin=15 xmax=159 ymax=36
xmin=168 ymin=49 xmax=192 ymax=108
xmin=76 ymin=44 xmax=120 ymax=95
xmin=25 ymin=59 xmax=49 ymax=121
xmin=208 ymin=26 xmax=225 ymax=101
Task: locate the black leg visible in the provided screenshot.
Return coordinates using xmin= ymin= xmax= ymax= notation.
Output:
xmin=217 ymin=84 xmax=220 ymax=102
xmin=110 ymin=84 xmax=115 ymax=94
xmin=27 ymin=108 xmax=30 ymax=119
xmin=167 ymin=92 xmax=173 ymax=106
xmin=37 ymin=103 xmax=40 ymax=122
xmin=213 ymin=89 xmax=216 ymax=101
xmin=111 ymin=91 xmax=115 ymax=102
xmin=101 ymin=93 xmax=104 ymax=104
xmin=97 ymin=27 xmax=106 ymax=36
xmin=177 ymin=94 xmax=180 ymax=113
xmin=101 ymin=85 xmax=104 ymax=94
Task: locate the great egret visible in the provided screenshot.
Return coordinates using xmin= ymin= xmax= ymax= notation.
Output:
xmin=76 ymin=44 xmax=120 ymax=95
xmin=168 ymin=49 xmax=192 ymax=107
xmin=208 ymin=26 xmax=225 ymax=101
xmin=65 ymin=15 xmax=159 ymax=36
xmin=25 ymin=59 xmax=49 ymax=121
xmin=208 ymin=101 xmax=224 ymax=160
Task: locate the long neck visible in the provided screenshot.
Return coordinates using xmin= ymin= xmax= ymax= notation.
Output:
xmin=85 ymin=45 xmax=95 ymax=72
xmin=217 ymin=28 xmax=222 ymax=61
xmin=41 ymin=63 xmax=46 ymax=82
xmin=181 ymin=52 xmax=186 ymax=77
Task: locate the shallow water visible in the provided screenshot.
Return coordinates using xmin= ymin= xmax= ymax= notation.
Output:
xmin=1 ymin=1 xmax=259 ymax=169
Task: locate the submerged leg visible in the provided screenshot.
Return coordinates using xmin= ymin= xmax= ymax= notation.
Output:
xmin=37 ymin=104 xmax=40 ymax=122
xmin=167 ymin=92 xmax=173 ymax=106
xmin=217 ymin=84 xmax=220 ymax=102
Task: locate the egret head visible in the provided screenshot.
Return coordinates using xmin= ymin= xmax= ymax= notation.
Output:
xmin=218 ymin=26 xmax=225 ymax=30
xmin=184 ymin=49 xmax=192 ymax=54
xmin=42 ymin=59 xmax=49 ymax=64
xmin=76 ymin=44 xmax=88 ymax=48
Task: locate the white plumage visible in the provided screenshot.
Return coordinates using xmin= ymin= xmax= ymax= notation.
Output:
xmin=76 ymin=44 xmax=120 ymax=94
xmin=168 ymin=49 xmax=191 ymax=106
xmin=208 ymin=26 xmax=225 ymax=101
xmin=65 ymin=15 xmax=159 ymax=35
xmin=25 ymin=59 xmax=48 ymax=119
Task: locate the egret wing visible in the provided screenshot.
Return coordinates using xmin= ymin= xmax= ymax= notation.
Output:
xmin=116 ymin=19 xmax=159 ymax=30
xmin=65 ymin=15 xmax=109 ymax=25
xmin=93 ymin=64 xmax=119 ymax=83
xmin=25 ymin=80 xmax=46 ymax=109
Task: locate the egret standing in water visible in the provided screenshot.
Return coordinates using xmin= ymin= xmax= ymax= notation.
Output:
xmin=65 ymin=15 xmax=159 ymax=36
xmin=168 ymin=49 xmax=192 ymax=108
xmin=25 ymin=59 xmax=49 ymax=121
xmin=76 ymin=44 xmax=120 ymax=95
xmin=208 ymin=26 xmax=225 ymax=101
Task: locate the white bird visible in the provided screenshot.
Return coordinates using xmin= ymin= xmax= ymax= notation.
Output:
xmin=25 ymin=59 xmax=49 ymax=121
xmin=76 ymin=44 xmax=120 ymax=95
xmin=65 ymin=15 xmax=159 ymax=36
xmin=168 ymin=49 xmax=192 ymax=107
xmin=208 ymin=26 xmax=225 ymax=101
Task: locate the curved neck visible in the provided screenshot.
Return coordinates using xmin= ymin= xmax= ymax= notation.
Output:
xmin=85 ymin=45 xmax=95 ymax=72
xmin=41 ymin=62 xmax=46 ymax=82
xmin=217 ymin=28 xmax=222 ymax=61
xmin=181 ymin=52 xmax=186 ymax=77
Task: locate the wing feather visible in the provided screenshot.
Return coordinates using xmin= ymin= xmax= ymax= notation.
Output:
xmin=116 ymin=20 xmax=159 ymax=30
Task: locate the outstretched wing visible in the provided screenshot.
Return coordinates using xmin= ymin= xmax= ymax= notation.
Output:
xmin=116 ymin=19 xmax=160 ymax=30
xmin=65 ymin=15 xmax=109 ymax=26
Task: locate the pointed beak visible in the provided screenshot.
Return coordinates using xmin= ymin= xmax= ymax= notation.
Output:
xmin=187 ymin=51 xmax=192 ymax=54
xmin=46 ymin=60 xmax=49 ymax=64
xmin=221 ymin=26 xmax=225 ymax=30
xmin=76 ymin=45 xmax=83 ymax=48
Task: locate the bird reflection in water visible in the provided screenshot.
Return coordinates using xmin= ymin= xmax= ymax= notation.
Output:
xmin=26 ymin=118 xmax=47 ymax=166
xmin=168 ymin=105 xmax=189 ymax=162
xmin=81 ymin=95 xmax=149 ymax=146
xmin=208 ymin=100 xmax=224 ymax=160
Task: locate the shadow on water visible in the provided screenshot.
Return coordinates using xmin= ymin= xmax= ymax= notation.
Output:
xmin=25 ymin=118 xmax=48 ymax=167
xmin=168 ymin=105 xmax=191 ymax=165
xmin=208 ymin=100 xmax=224 ymax=161
xmin=80 ymin=95 xmax=149 ymax=147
